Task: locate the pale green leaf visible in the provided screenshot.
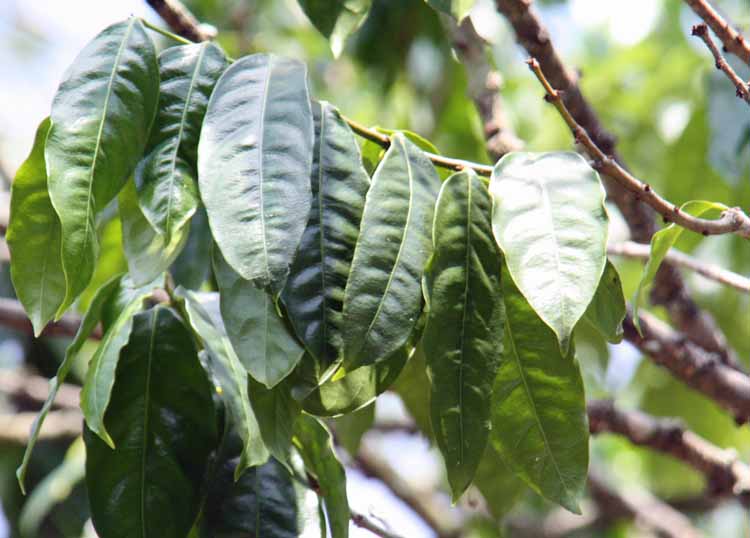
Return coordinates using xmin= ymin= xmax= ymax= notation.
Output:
xmin=582 ymin=259 xmax=626 ymax=343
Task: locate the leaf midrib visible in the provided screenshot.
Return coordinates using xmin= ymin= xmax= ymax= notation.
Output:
xmin=257 ymin=56 xmax=273 ymax=284
xmin=139 ymin=309 xmax=159 ymax=538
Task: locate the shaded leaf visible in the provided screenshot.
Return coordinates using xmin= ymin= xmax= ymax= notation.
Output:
xmin=282 ymin=101 xmax=370 ymax=365
xmin=342 ymin=133 xmax=439 ymax=369
xmin=426 ymin=0 xmax=475 ymax=20
xmin=171 ymin=205 xmax=212 ymax=289
xmin=46 ymin=18 xmax=159 ymax=314
xmin=333 ymin=404 xmax=374 ymax=456
xmin=7 ymin=118 xmax=64 ymax=335
xmin=199 ymin=53 xmax=314 ymax=294
xmin=490 ymin=152 xmax=608 ymax=353
xmin=582 ymin=259 xmax=626 ymax=343
xmin=298 ymin=0 xmax=372 ymax=57
xmin=423 ymin=170 xmax=504 ymax=500
xmin=247 ymin=376 xmax=301 ymax=471
xmin=84 ymin=306 xmax=217 ymax=538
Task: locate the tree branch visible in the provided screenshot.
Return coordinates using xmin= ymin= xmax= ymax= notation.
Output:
xmin=692 ymin=23 xmax=750 ymax=104
xmin=350 ymin=511 xmax=407 ymax=538
xmin=683 ymin=0 xmax=750 ymax=64
xmin=144 ymin=0 xmax=214 ymax=42
xmin=0 ymin=410 xmax=81 ymax=445
xmin=608 ymin=241 xmax=750 ymax=293
xmin=0 ymin=298 xmax=95 ymax=339
xmin=0 ymin=370 xmax=80 ymax=410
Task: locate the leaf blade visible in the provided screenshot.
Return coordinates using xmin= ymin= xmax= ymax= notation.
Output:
xmin=582 ymin=259 xmax=626 ymax=343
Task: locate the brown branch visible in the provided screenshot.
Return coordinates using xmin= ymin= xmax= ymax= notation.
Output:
xmin=144 ymin=0 xmax=214 ymax=42
xmin=350 ymin=511 xmax=406 ymax=538
xmin=683 ymin=0 xmax=750 ymax=64
xmin=0 ymin=370 xmax=80 ymax=410
xmin=589 ymin=400 xmax=750 ymax=504
xmin=692 ymin=24 xmax=750 ymax=104
xmin=0 ymin=410 xmax=81 ymax=445
xmin=608 ymin=241 xmax=750 ymax=293
xmin=0 ymin=298 xmax=97 ymax=339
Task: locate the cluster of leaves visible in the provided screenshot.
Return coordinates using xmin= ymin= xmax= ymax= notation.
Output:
xmin=7 ymin=4 xmax=629 ymax=536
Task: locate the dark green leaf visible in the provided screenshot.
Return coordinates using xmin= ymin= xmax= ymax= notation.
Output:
xmin=199 ymin=53 xmax=314 ymax=294
xmin=247 ymin=376 xmax=301 ymax=470
xmin=137 ymin=42 xmax=228 ymax=243
xmin=7 ymin=118 xmax=64 ymax=335
xmin=423 ymin=170 xmax=504 ymax=501
xmin=46 ymin=18 xmax=159 ymax=314
xmin=297 ymin=0 xmax=371 ymax=57
xmin=16 ymin=275 xmax=121 ymax=493
xmin=84 ymin=306 xmax=217 ymax=538
xmin=426 ymin=0 xmax=475 ymax=20
xmin=81 ymin=275 xmax=160 ymax=446
xmin=282 ymin=101 xmax=369 ymax=365
xmin=293 ymin=415 xmax=350 ymax=538
xmin=171 ymin=205 xmax=212 ymax=289
xmin=214 ymin=249 xmax=305 ymax=388
xmin=490 ymin=152 xmax=608 ymax=353
xmin=490 ymin=264 xmax=588 ymax=514
xmin=178 ymin=289 xmax=270 ymax=477
xmin=333 ymin=404 xmax=374 ymax=456
xmin=342 ymin=133 xmax=438 ymax=369
xmin=582 ymin=260 xmax=626 ymax=343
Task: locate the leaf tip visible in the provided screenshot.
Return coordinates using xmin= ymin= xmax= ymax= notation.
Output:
xmin=15 ymin=467 xmax=27 ymax=495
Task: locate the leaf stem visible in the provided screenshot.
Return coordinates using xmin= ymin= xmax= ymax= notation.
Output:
xmin=140 ymin=18 xmax=194 ymax=45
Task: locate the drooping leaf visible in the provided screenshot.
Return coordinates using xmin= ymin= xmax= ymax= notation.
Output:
xmin=297 ymin=0 xmax=372 ymax=57
xmin=426 ymin=0 xmax=475 ymax=21
xmin=247 ymin=375 xmax=301 ymax=470
xmin=632 ymin=200 xmax=727 ymax=332
xmin=78 ymin=213 xmax=128 ymax=313
xmin=7 ymin=118 xmax=64 ymax=335
xmin=332 ymin=404 xmax=374 ymax=456
xmin=342 ymin=133 xmax=439 ymax=370
xmin=490 ymin=152 xmax=608 ymax=353
xmin=46 ymin=18 xmax=159 ymax=314
xmin=301 ymin=345 xmax=410 ymax=416
xmin=293 ymin=415 xmax=350 ymax=538
xmin=423 ymin=170 xmax=504 ymax=501
xmin=80 ymin=275 xmax=161 ymax=447
xmin=171 ymin=205 xmax=212 ymax=289
xmin=490 ymin=264 xmax=588 ymax=514
xmin=214 ymin=249 xmax=305 ymax=388
xmin=119 ymin=179 xmax=189 ymax=286
xmin=282 ymin=101 xmax=370 ymax=365
xmin=16 ymin=276 xmax=121 ymax=493
xmin=199 ymin=53 xmax=314 ymax=294
xmin=178 ymin=289 xmax=270 ymax=477
xmin=137 ymin=42 xmax=228 ymax=242
xmin=582 ymin=259 xmax=626 ymax=343
xmin=84 ymin=306 xmax=217 ymax=538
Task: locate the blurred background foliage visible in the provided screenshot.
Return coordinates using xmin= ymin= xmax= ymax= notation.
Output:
xmin=0 ymin=0 xmax=748 ymax=536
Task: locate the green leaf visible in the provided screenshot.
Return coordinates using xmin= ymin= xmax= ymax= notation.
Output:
xmin=360 ymin=128 xmax=449 ymax=180
xmin=247 ymin=376 xmax=301 ymax=471
xmin=178 ymin=289 xmax=270 ymax=477
xmin=171 ymin=206 xmax=212 ymax=289
xmin=7 ymin=118 xmax=64 ymax=335
xmin=199 ymin=53 xmax=314 ymax=294
xmin=426 ymin=0 xmax=475 ymax=20
xmin=84 ymin=306 xmax=217 ymax=538
xmin=582 ymin=259 xmax=626 ymax=343
xmin=490 ymin=152 xmax=608 ymax=353
xmin=80 ymin=275 xmax=160 ymax=447
xmin=332 ymin=404 xmax=374 ymax=455
xmin=16 ymin=276 xmax=121 ymax=493
xmin=293 ymin=415 xmax=350 ymax=538
xmin=423 ymin=170 xmax=504 ymax=501
xmin=214 ymin=249 xmax=305 ymax=388
xmin=46 ymin=18 xmax=159 ymax=314
xmin=632 ymin=200 xmax=727 ymax=332
xmin=78 ymin=214 xmax=128 ymax=313
xmin=301 ymin=345 xmax=410 ymax=416
xmin=137 ymin=42 xmax=228 ymax=243
xmin=282 ymin=101 xmax=370 ymax=365
xmin=342 ymin=133 xmax=439 ymax=369
xmin=119 ymin=179 xmax=189 ymax=286
xmin=490 ymin=263 xmax=588 ymax=514
xmin=297 ymin=0 xmax=371 ymax=57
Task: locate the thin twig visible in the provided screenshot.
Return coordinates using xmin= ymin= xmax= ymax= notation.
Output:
xmin=683 ymin=0 xmax=750 ymax=64
xmin=692 ymin=24 xmax=750 ymax=104
xmin=144 ymin=0 xmax=214 ymax=42
xmin=589 ymin=400 xmax=750 ymax=504
xmin=608 ymin=241 xmax=750 ymax=293
xmin=527 ymin=57 xmax=750 ymax=238
xmin=351 ymin=511 xmax=406 ymax=538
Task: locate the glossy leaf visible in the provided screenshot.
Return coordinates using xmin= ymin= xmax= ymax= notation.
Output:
xmin=247 ymin=376 xmax=301 ymax=470
xmin=632 ymin=200 xmax=727 ymax=332
xmin=7 ymin=118 xmax=64 ymax=335
xmin=582 ymin=259 xmax=626 ymax=343
xmin=293 ymin=415 xmax=350 ymax=538
xmin=16 ymin=276 xmax=121 ymax=493
xmin=178 ymin=289 xmax=270 ymax=477
xmin=199 ymin=53 xmax=314 ymax=294
xmin=423 ymin=170 xmax=504 ymax=500
xmin=81 ymin=275 xmax=160 ymax=447
xmin=426 ymin=0 xmax=475 ymax=20
xmin=282 ymin=101 xmax=370 ymax=365
xmin=490 ymin=152 xmax=608 ymax=353
xmin=301 ymin=345 xmax=410 ymax=416
xmin=46 ymin=18 xmax=159 ymax=314
xmin=84 ymin=306 xmax=217 ymax=538
xmin=490 ymin=264 xmax=588 ymax=514
xmin=298 ymin=0 xmax=371 ymax=57
xmin=137 ymin=42 xmax=228 ymax=242
xmin=214 ymin=249 xmax=305 ymax=388
xmin=119 ymin=179 xmax=189 ymax=286
xmin=342 ymin=133 xmax=439 ymax=369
